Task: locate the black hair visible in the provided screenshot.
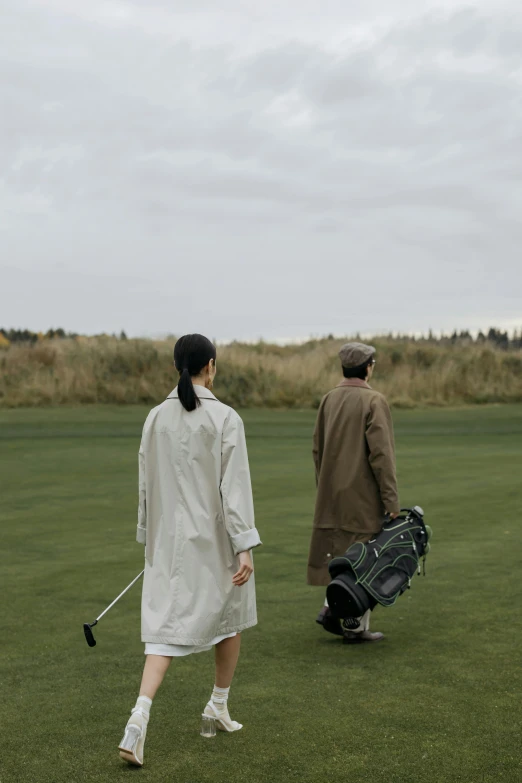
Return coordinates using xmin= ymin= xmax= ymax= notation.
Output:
xmin=173 ymin=334 xmax=217 ymax=412
xmin=342 ymin=358 xmax=374 ymax=380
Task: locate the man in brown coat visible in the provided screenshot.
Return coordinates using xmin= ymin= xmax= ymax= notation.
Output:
xmin=308 ymin=342 xmax=400 ymax=642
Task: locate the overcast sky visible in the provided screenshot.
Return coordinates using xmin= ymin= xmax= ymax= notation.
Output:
xmin=2 ymin=0 xmax=522 ymax=341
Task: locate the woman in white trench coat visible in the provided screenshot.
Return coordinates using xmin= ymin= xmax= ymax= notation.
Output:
xmin=119 ymin=334 xmax=262 ymax=767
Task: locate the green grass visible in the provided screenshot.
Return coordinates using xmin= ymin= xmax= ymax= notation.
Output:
xmin=1 ymin=405 xmax=521 ymax=783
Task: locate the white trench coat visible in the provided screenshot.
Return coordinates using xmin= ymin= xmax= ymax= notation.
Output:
xmin=137 ymin=385 xmax=261 ymax=645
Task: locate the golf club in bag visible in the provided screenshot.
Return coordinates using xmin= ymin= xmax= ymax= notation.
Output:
xmin=83 ymin=570 xmax=144 ymax=647
xmin=326 ymin=506 xmax=432 ymax=624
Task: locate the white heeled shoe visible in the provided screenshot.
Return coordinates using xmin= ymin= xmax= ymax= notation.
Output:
xmin=203 ymin=698 xmax=243 ymax=732
xmin=118 ymin=707 xmax=149 ymax=766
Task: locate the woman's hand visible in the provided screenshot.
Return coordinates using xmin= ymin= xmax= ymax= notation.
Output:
xmin=232 ymin=550 xmax=254 ymax=586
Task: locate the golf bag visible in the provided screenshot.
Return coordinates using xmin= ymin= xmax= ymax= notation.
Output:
xmin=326 ymin=506 xmax=431 ymax=620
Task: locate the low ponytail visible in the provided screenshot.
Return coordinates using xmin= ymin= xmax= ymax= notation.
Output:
xmin=178 ymin=367 xmax=198 ymax=412
xmin=174 ymin=334 xmax=217 ymax=412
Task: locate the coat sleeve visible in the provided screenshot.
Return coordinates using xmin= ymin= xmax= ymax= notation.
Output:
xmin=220 ymin=411 xmax=262 ymax=555
xmin=312 ymin=398 xmax=326 ymax=485
xmin=136 ymin=443 xmax=147 ymax=545
xmin=365 ymin=395 xmax=400 ymax=514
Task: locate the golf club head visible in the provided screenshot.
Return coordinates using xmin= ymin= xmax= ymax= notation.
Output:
xmin=83 ymin=623 xmax=97 ymax=647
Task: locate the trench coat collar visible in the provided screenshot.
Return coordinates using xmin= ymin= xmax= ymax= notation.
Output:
xmin=167 ymin=384 xmax=218 ymax=401
xmin=336 ymin=378 xmax=372 ymax=390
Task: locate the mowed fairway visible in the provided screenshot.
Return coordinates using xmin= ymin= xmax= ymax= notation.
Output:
xmin=2 ymin=405 xmax=521 ymax=783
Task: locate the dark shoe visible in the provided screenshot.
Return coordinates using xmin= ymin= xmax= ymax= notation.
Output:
xmin=343 ymin=630 xmax=384 ymax=644
xmin=316 ymin=606 xmax=343 ymax=637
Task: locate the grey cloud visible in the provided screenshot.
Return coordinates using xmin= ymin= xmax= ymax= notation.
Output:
xmin=386 ymin=7 xmax=522 ymax=59
xmin=1 ymin=0 xmax=521 ymax=338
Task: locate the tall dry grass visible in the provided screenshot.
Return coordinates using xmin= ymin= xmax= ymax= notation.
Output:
xmin=1 ymin=336 xmax=521 ymax=408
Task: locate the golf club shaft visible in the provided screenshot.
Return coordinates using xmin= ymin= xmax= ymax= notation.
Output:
xmin=96 ymin=570 xmax=144 ymax=623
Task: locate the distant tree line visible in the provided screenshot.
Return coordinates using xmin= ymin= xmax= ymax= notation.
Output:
xmin=416 ymin=327 xmax=520 ymax=349
xmin=1 ymin=326 xmax=521 ymax=349
xmin=325 ymin=328 xmax=522 ymax=350
xmin=0 ymin=328 xmax=128 ymax=344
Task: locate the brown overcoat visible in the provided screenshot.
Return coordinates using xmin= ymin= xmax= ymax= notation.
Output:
xmin=307 ymin=379 xmax=399 ymax=586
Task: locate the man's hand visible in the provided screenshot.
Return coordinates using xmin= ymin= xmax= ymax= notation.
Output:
xmin=388 ymin=511 xmax=400 ymax=520
xmin=232 ymin=550 xmax=254 ymax=586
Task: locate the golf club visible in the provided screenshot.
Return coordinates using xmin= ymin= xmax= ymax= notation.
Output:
xmin=83 ymin=570 xmax=144 ymax=647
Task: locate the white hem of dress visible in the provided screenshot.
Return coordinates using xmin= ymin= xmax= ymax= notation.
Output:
xmin=145 ymin=631 xmax=237 ymax=657
xmin=141 ymin=615 xmax=257 ymax=646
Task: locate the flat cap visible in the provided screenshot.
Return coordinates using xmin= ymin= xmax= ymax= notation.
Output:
xmin=338 ymin=341 xmax=376 ymax=369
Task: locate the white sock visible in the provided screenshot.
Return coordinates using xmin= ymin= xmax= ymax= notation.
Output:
xmin=211 ymin=685 xmax=230 ymax=709
xmin=135 ymin=695 xmax=152 ymax=717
